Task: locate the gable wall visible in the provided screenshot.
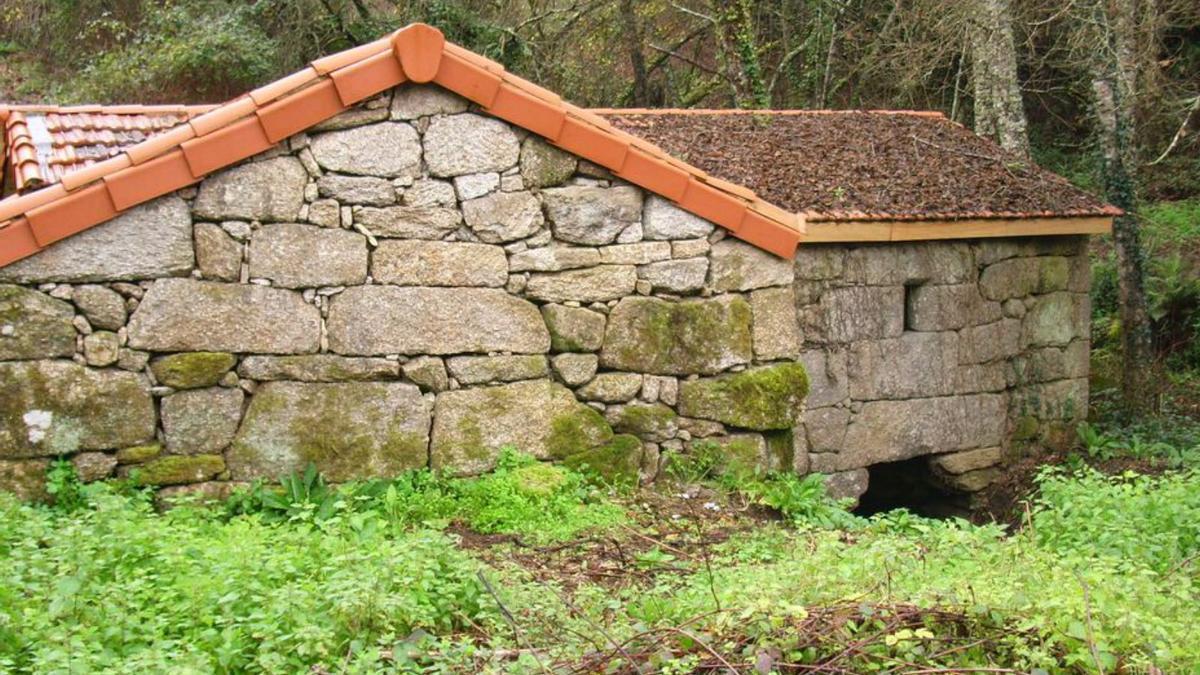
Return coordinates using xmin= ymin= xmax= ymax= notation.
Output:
xmin=793 ymin=236 xmax=1091 ymax=501
xmin=0 ymin=85 xmax=1088 ymax=504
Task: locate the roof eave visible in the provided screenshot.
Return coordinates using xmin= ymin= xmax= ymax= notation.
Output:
xmin=804 ymin=214 xmax=1114 ymax=243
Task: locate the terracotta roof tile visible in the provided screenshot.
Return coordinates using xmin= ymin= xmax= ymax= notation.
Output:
xmin=3 ymin=104 xmax=213 ymax=193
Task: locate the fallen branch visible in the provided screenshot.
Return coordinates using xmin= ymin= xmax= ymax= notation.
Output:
xmin=477 ymin=571 xmax=552 ymax=674
xmin=1074 ymin=571 xmax=1107 ymax=675
xmin=1149 ymin=94 xmax=1200 ymax=165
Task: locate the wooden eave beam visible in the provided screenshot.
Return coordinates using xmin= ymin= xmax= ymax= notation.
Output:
xmin=803 ymin=216 xmax=1113 ymax=244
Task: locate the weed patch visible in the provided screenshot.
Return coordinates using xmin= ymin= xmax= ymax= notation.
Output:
xmin=0 ymin=490 xmax=489 ymax=672
xmin=227 ymin=449 xmax=626 ymax=544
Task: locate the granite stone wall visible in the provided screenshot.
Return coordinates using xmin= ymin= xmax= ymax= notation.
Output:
xmin=0 ymin=85 xmax=1089 ymax=503
xmin=793 ymin=236 xmax=1091 ymax=501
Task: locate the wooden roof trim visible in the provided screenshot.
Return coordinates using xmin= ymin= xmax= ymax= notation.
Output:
xmin=0 ymin=23 xmax=806 ymax=269
xmin=803 ymin=216 xmax=1112 ymax=243
xmin=801 ymin=205 xmax=1124 ymax=223
xmin=593 ymin=107 xmax=949 ymax=118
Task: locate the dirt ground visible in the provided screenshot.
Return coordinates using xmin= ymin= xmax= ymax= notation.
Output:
xmin=454 ymin=486 xmax=783 ymax=592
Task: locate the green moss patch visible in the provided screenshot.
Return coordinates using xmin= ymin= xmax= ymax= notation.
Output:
xmin=0 ymin=361 xmax=156 ymax=458
xmin=547 ymin=406 xmax=614 ymax=459
xmin=1012 ymin=416 xmax=1039 ymax=441
xmin=764 ymin=430 xmax=795 ymax=471
xmin=563 ymin=434 xmax=643 ymax=485
xmin=678 ymin=363 xmax=809 ymax=430
xmin=228 ymin=382 xmax=430 ymax=482
xmin=612 ymin=403 xmax=677 ymax=440
xmin=132 ymin=455 xmax=225 ymax=486
xmin=116 ymin=443 xmax=162 ymax=465
xmin=150 ymin=352 xmax=236 ymax=389
xmin=599 ymin=296 xmax=753 ymax=375
xmin=511 ymin=462 xmax=568 ymax=497
xmin=1037 ymin=257 xmax=1070 ymax=292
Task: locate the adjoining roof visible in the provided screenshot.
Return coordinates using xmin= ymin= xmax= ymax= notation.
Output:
xmin=0 ymin=24 xmax=804 ymax=268
xmin=3 ymin=105 xmax=212 ymax=193
xmin=600 ymin=109 xmax=1121 ymax=223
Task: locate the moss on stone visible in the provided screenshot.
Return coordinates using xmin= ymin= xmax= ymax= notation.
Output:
xmin=511 ymin=462 xmax=568 ymax=497
xmin=541 ymin=305 xmax=604 ymax=353
xmin=678 ymin=362 xmax=809 ymax=430
xmin=1037 ymin=257 xmax=1070 ymax=292
xmin=0 ymin=458 xmax=51 ymax=502
xmin=550 ymin=332 xmax=586 ymax=353
xmin=150 ymin=352 xmax=236 ymax=389
xmin=1042 ymin=420 xmax=1075 ymax=451
xmin=0 ymin=285 xmax=75 ymax=360
xmin=132 ymin=454 xmax=225 ymax=486
xmin=0 ymin=361 xmax=56 ymax=457
xmin=718 ymin=436 xmax=768 ymax=478
xmin=1 ymin=361 xmax=154 ymax=458
xmin=520 ymin=137 xmax=578 ymax=188
xmin=613 ymin=403 xmax=677 ymax=439
xmin=116 ymin=443 xmax=162 ymax=465
xmin=1011 ymin=415 xmax=1039 ymax=441
xmin=601 ymin=296 xmax=753 ymax=375
xmin=764 ymin=429 xmax=795 ymax=471
xmin=547 ymin=405 xmax=614 ymax=459
xmin=450 ymin=417 xmax=489 ymax=469
xmin=229 ymin=382 xmax=429 ymax=482
xmin=563 ymin=434 xmax=642 ymax=485
xmin=279 ymin=386 xmax=427 ymax=482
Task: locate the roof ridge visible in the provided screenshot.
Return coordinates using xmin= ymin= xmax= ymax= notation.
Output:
xmin=0 ymin=24 xmax=804 ymax=268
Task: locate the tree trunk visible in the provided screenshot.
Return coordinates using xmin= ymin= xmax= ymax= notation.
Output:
xmin=968 ymin=0 xmax=1030 ymax=158
xmin=1093 ymin=76 xmax=1157 ymax=414
xmin=711 ymin=0 xmax=769 ymax=109
xmin=731 ymin=0 xmax=770 ymax=109
xmin=618 ymin=0 xmax=652 ymax=107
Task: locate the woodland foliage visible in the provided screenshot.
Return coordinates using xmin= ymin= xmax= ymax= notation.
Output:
xmin=1 ymin=0 xmax=1196 ymax=199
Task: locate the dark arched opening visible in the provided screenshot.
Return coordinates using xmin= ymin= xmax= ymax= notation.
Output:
xmin=854 ymin=456 xmax=968 ymax=518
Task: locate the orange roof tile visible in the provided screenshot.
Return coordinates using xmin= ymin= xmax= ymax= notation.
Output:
xmin=3 ymin=104 xmax=214 ymax=193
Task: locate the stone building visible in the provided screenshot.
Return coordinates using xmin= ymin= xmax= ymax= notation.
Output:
xmin=0 ymin=25 xmax=1116 ymax=507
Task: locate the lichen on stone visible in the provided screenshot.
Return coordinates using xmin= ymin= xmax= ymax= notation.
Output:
xmin=678 ymin=362 xmax=809 ymax=430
